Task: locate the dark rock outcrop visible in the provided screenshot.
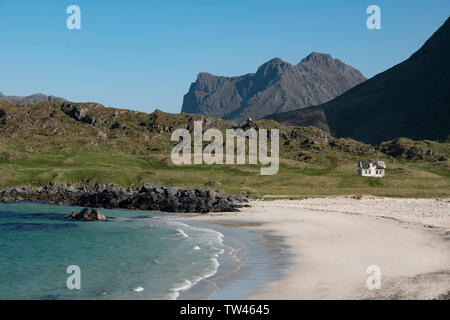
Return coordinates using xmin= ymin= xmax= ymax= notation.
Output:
xmin=205 ymin=180 xmax=222 ymax=187
xmin=267 ymin=17 xmax=450 ymax=144
xmin=61 ymin=102 xmax=100 ymax=125
xmin=0 ymin=183 xmax=246 ymax=213
xmin=66 ymin=208 xmax=107 ymax=221
xmin=379 ymin=138 xmax=449 ymax=162
xmin=181 ymin=53 xmax=366 ymax=124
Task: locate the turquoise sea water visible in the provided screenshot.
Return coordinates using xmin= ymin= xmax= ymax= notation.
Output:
xmin=0 ymin=202 xmax=238 ymax=300
xmin=0 ymin=202 xmax=289 ymax=300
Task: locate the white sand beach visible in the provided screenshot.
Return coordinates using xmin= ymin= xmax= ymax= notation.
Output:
xmin=185 ymin=197 xmax=450 ymax=300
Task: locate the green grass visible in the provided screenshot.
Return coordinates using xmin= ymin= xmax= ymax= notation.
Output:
xmin=367 ymin=177 xmax=384 ymax=188
xmin=420 ymin=162 xmax=450 ymax=178
xmin=1 ymin=150 xmax=448 ymax=199
xmin=0 ymin=101 xmax=449 ymax=198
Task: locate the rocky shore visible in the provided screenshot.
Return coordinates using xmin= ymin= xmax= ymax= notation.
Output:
xmin=0 ymin=183 xmax=248 ymax=213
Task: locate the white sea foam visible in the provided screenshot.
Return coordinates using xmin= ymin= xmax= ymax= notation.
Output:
xmin=133 ymin=287 xmax=144 ymax=292
xmin=203 ymin=258 xmax=220 ymax=279
xmin=176 ymin=228 xmax=189 ymax=238
xmin=164 ymin=221 xmax=229 ymax=299
xmin=211 ymin=247 xmax=225 ymax=257
xmin=166 ymin=292 xmax=179 ymax=300
xmin=169 ymin=257 xmax=221 ymax=300
xmin=167 ymin=221 xmax=224 ymax=245
xmin=169 ymin=279 xmax=194 ymax=299
xmin=191 ymin=258 xmax=221 ymax=284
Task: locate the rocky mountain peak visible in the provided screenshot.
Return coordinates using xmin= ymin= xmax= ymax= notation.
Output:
xmin=300 ymin=52 xmax=334 ymax=65
xmin=181 ymin=53 xmax=366 ymax=124
xmin=266 ymin=17 xmax=450 ymax=144
xmin=0 ymin=91 xmax=66 ymax=105
xmin=256 ymin=57 xmax=292 ymax=77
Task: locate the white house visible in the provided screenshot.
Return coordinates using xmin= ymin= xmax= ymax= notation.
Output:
xmin=357 ymin=160 xmax=386 ymax=177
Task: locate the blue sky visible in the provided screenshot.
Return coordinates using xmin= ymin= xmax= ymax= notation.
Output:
xmin=0 ymin=0 xmax=448 ymax=113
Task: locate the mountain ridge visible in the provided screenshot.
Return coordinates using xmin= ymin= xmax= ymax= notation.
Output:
xmin=181 ymin=52 xmax=366 ymax=124
xmin=267 ymin=17 xmax=450 ymax=144
xmin=0 ymin=92 xmax=65 ymax=105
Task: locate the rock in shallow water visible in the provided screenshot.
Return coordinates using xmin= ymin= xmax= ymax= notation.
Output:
xmin=66 ymin=208 xmax=107 ymax=221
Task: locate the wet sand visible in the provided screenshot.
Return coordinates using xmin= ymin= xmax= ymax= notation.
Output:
xmin=175 ymin=219 xmax=291 ymax=300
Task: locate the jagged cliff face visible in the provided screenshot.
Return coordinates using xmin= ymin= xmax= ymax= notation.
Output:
xmin=0 ymin=92 xmax=65 ymax=105
xmin=267 ymin=18 xmax=450 ymax=144
xmin=181 ymin=52 xmax=366 ymax=124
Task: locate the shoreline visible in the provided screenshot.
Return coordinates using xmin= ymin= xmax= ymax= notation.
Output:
xmin=1 ymin=197 xmax=449 ymax=300
xmin=173 ymin=219 xmax=291 ymax=300
xmin=182 ymin=197 xmax=450 ymax=299
xmin=1 ymin=200 xmax=289 ymax=300
xmin=0 ymin=183 xmax=247 ymax=213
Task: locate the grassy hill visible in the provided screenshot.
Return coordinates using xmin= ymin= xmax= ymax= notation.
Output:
xmin=0 ymin=101 xmax=449 ymax=198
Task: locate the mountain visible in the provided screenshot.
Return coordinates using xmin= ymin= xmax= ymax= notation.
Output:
xmin=0 ymin=92 xmax=65 ymax=105
xmin=267 ymin=17 xmax=450 ymax=145
xmin=181 ymin=53 xmax=366 ymax=124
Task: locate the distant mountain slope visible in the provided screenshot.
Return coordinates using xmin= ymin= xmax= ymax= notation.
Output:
xmin=267 ymin=17 xmax=450 ymax=145
xmin=4 ymin=100 xmax=446 ymax=166
xmin=181 ymin=52 xmax=366 ymax=124
xmin=0 ymin=92 xmax=65 ymax=105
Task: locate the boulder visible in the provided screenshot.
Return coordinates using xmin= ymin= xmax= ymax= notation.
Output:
xmin=205 ymin=180 xmax=222 ymax=187
xmin=66 ymin=208 xmax=107 ymax=221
